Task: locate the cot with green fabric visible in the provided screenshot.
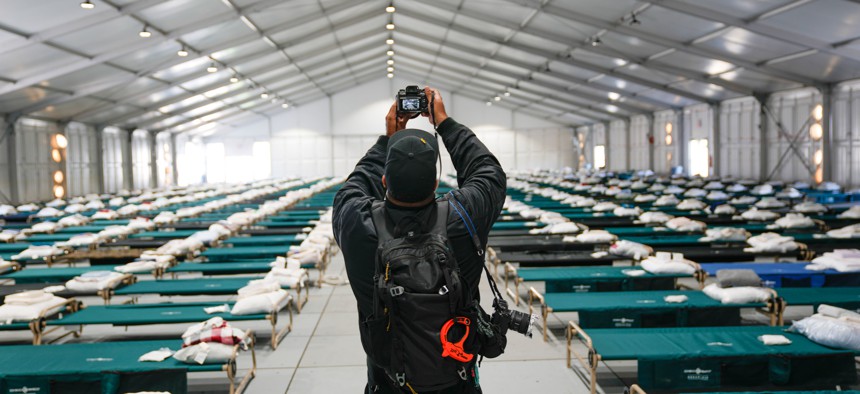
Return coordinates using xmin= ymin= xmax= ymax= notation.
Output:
xmin=701 ymin=262 xmax=860 ymax=288
xmin=253 ymin=220 xmax=315 ymax=228
xmin=48 ymin=300 xmax=291 ymax=349
xmin=1 ymin=265 xmax=123 ymax=283
xmin=222 ymin=234 xmax=302 ymax=247
xmin=567 ymin=325 xmax=858 ymax=393
xmin=129 ymin=230 xmax=199 ymax=240
xmin=777 ymin=286 xmax=860 ymax=311
xmin=201 ymin=245 xmax=295 ymax=261
xmin=0 ymin=336 xmax=257 ymax=394
xmin=503 ymin=264 xmax=703 ymax=305
xmin=529 ymin=289 xmax=779 ymax=340
xmin=113 ymin=276 xmax=308 ymax=312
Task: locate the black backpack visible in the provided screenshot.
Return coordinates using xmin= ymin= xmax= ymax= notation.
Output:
xmin=361 ymin=198 xmax=478 ymax=392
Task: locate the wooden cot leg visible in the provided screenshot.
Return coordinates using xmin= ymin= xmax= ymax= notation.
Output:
xmin=567 ymin=320 xmax=598 ymax=394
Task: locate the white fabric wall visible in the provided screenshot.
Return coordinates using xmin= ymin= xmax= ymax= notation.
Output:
xmin=833 ymin=85 xmax=860 ymax=188
xmin=102 ymin=127 xmax=125 ymax=193
xmin=15 ymin=118 xmax=57 ymax=202
xmin=201 ymin=77 xmax=573 ymax=180
xmin=65 ymin=122 xmax=99 ymax=197
xmin=765 ymin=90 xmax=820 ymax=183
xmin=653 ymin=110 xmax=677 ymax=174
xmin=131 ymin=130 xmax=152 ymax=190
xmin=629 ymin=115 xmax=651 ymax=170
xmin=155 ymin=132 xmax=175 ymax=187
xmin=719 ymin=97 xmax=762 ymax=180
xmin=0 ymin=117 xmax=10 ymax=203
xmin=608 ymin=120 xmax=628 ymax=171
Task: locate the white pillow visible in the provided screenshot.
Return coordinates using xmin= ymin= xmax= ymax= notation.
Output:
xmin=665 ymin=217 xmax=706 ymax=232
xmin=637 ymin=211 xmax=673 ymax=224
xmin=609 ymin=240 xmax=653 ymax=259
xmin=238 ymin=280 xmax=281 ymax=299
xmin=790 ymin=314 xmax=860 ymax=352
xmin=232 ymin=289 xmax=291 ymax=315
xmin=565 ymin=230 xmax=617 ymax=243
xmin=173 ymin=342 xmax=235 ymax=365
xmin=702 ymin=283 xmax=772 ymax=304
xmin=640 ymin=255 xmax=697 ymax=275
xmin=65 ymin=271 xmax=126 ymax=293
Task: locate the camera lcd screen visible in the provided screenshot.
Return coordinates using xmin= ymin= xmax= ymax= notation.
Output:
xmin=401 ymin=98 xmax=421 ymax=111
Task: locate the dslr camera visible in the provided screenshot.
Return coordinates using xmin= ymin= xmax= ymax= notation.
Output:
xmin=491 ymin=298 xmax=534 ymax=338
xmin=396 ymin=85 xmax=428 ymax=114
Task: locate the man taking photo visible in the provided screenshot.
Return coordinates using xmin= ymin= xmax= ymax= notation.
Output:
xmin=333 ymin=86 xmax=507 ymax=393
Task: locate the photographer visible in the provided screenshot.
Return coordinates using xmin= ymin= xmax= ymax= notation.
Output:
xmin=333 ymin=86 xmax=507 ymax=393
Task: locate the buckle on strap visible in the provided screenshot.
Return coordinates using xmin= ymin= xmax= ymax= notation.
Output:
xmin=395 ymin=373 xmax=406 ymax=386
xmin=458 ymin=366 xmax=468 ymax=381
xmin=389 ymin=286 xmax=404 ymax=297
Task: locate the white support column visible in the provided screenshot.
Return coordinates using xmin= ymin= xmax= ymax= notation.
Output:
xmin=624 ymin=118 xmax=632 ymax=171
xmin=821 ymin=84 xmax=835 ymax=182
xmin=756 ymin=95 xmax=770 ymax=181
xmin=677 ymin=110 xmax=687 ymax=175
xmin=122 ymin=128 xmax=135 ymax=190
xmin=710 ymin=104 xmax=721 ymax=177
xmin=148 ymin=131 xmax=158 ymax=189
xmin=94 ymin=125 xmax=106 ymax=194
xmin=170 ymin=133 xmax=179 ymax=185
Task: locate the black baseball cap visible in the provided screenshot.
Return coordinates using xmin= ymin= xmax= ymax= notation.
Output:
xmin=385 ymin=129 xmax=438 ymax=203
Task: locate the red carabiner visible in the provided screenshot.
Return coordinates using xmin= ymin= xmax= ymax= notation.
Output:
xmin=440 ymin=317 xmax=473 ymax=363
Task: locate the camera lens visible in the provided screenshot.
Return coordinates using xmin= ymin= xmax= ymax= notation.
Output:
xmin=507 ymin=309 xmax=532 ymax=336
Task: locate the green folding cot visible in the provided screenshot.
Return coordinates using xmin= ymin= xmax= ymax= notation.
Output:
xmin=48 ymin=301 xmax=291 ymax=349
xmin=0 ymin=337 xmax=256 ymax=394
xmin=1 ymin=265 xmax=121 ymax=284
xmin=201 ymin=245 xmax=294 ymax=261
xmin=114 ymin=276 xmax=308 ymax=312
xmin=567 ymin=325 xmax=857 ymax=393
xmin=222 ymin=235 xmax=302 ymax=247
xmin=530 ymin=289 xmax=779 ymax=340
xmin=504 ymin=264 xmax=702 ymax=305
xmin=129 ymin=230 xmax=199 ymax=240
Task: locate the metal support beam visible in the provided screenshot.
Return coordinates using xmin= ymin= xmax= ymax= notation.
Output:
xmin=603 ymin=121 xmax=611 ymax=170
xmin=170 ymin=133 xmax=179 ymax=186
xmin=395 ymin=7 xmax=713 ymax=104
xmin=756 ymin=95 xmax=770 ymax=181
xmin=646 ymin=114 xmax=655 ymax=172
xmin=710 ymin=104 xmax=721 ymax=177
xmin=624 ymin=118 xmax=632 ymax=171
xmin=122 ymin=129 xmax=135 ymax=190
xmin=149 ymin=131 xmax=159 ymax=189
xmin=93 ymin=125 xmax=106 ymax=194
xmin=760 ymin=96 xmax=817 ymax=181
xmin=678 ymin=110 xmax=687 ymax=175
xmin=821 ymin=84 xmax=835 ymax=182
xmin=2 ymin=114 xmax=22 ymax=204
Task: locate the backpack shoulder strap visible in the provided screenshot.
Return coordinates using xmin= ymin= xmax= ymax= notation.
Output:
xmin=429 ymin=199 xmax=449 ymax=237
xmin=370 ymin=200 xmax=394 ymax=244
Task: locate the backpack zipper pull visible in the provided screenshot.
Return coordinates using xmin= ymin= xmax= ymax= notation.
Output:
xmin=384 ymin=261 xmax=390 ymax=282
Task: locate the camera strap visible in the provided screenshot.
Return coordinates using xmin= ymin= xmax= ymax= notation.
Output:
xmin=447 ymin=192 xmax=504 ymax=302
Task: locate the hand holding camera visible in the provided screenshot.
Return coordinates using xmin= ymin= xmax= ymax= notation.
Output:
xmin=387 ymin=86 xmax=449 ymax=136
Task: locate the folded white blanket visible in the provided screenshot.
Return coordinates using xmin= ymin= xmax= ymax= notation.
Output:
xmin=838 ymin=206 xmax=860 ymax=219
xmin=755 ymin=197 xmax=786 ymax=208
xmin=612 ymin=207 xmax=642 ymax=217
xmin=238 ymin=280 xmax=281 ymax=300
xmin=30 ymin=221 xmax=61 ymax=234
xmin=637 ymin=211 xmax=673 ymax=224
xmin=729 ymin=195 xmax=758 ymax=205
xmin=563 ymin=230 xmax=617 ymax=244
xmin=665 ymin=217 xmax=706 ymax=232
xmin=65 ymin=271 xmax=126 ymax=293
xmin=640 ymin=253 xmax=697 ymax=275
xmin=633 ymin=194 xmax=657 ymax=203
xmin=683 ymin=188 xmax=706 ymax=198
xmin=706 ymin=191 xmax=730 ymax=201
xmin=664 ymin=295 xmax=688 ymax=303
xmin=676 ymin=199 xmax=706 ymax=211
xmin=0 ymin=295 xmax=68 ymax=323
xmin=653 ymin=195 xmax=680 ymax=206
xmin=744 ymin=232 xmax=798 ymax=253
xmin=740 ymin=207 xmax=780 ymax=221
xmin=592 ymin=202 xmax=618 ymax=212
xmin=770 ymin=213 xmax=815 ymax=229
xmin=0 ymin=204 xmax=18 ymax=215
xmin=793 ymin=201 xmax=827 ymax=214
xmin=92 ymin=209 xmax=119 ymax=220
xmin=609 ymin=240 xmax=653 ymax=259
xmin=5 ymin=290 xmax=55 ymax=305
xmin=56 ymin=233 xmax=104 ymax=247
xmin=58 ymin=214 xmax=90 ymax=227
xmin=711 ymin=204 xmax=737 ymax=215
xmin=12 ymin=245 xmax=66 ymax=261
xmin=826 ymin=223 xmax=860 ymax=239
xmin=759 ymin=334 xmax=792 ymax=345
xmin=807 ymin=249 xmax=860 ymax=272
xmin=36 ymin=207 xmax=64 ymax=218
xmin=699 ymin=227 xmax=750 ymax=242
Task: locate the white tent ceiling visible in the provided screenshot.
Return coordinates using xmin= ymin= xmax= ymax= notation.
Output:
xmin=1 ymin=0 xmax=859 ymax=132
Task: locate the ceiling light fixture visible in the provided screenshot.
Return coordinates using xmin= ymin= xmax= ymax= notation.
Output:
xmin=386 ymin=38 xmax=395 ymax=45
xmin=230 ymin=75 xmax=239 ymax=83
xmin=504 ymin=91 xmax=510 ymax=97
xmin=486 ymin=101 xmax=492 ymax=106
xmin=139 ymin=25 xmax=152 ymax=38
xmin=282 ymin=103 xmax=289 ymax=109
xmin=80 ymin=1 xmax=95 ymax=9
xmin=261 ymin=92 xmax=269 ymax=99
xmin=386 ymin=23 xmax=395 ymax=30
xmin=387 ymin=50 xmax=394 ymax=56
xmin=387 ymin=66 xmax=394 ymax=72
xmin=591 ymin=37 xmax=601 ymax=47
xmin=494 ymin=96 xmax=501 ymax=101
xmin=387 ymin=73 xmax=394 ymax=79
xmin=387 ymin=59 xmax=394 ymax=65
xmin=207 ymin=63 xmax=217 ymax=73
xmin=386 ymin=3 xmax=395 ymax=13
xmin=177 ymin=46 xmax=188 ymax=57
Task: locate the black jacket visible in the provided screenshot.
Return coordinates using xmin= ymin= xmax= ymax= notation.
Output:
xmin=333 ymin=117 xmax=506 ymax=320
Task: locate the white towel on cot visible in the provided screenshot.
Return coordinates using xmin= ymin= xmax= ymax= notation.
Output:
xmin=758 ymin=334 xmax=792 ymax=346
xmin=664 ymin=295 xmax=688 ymax=303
